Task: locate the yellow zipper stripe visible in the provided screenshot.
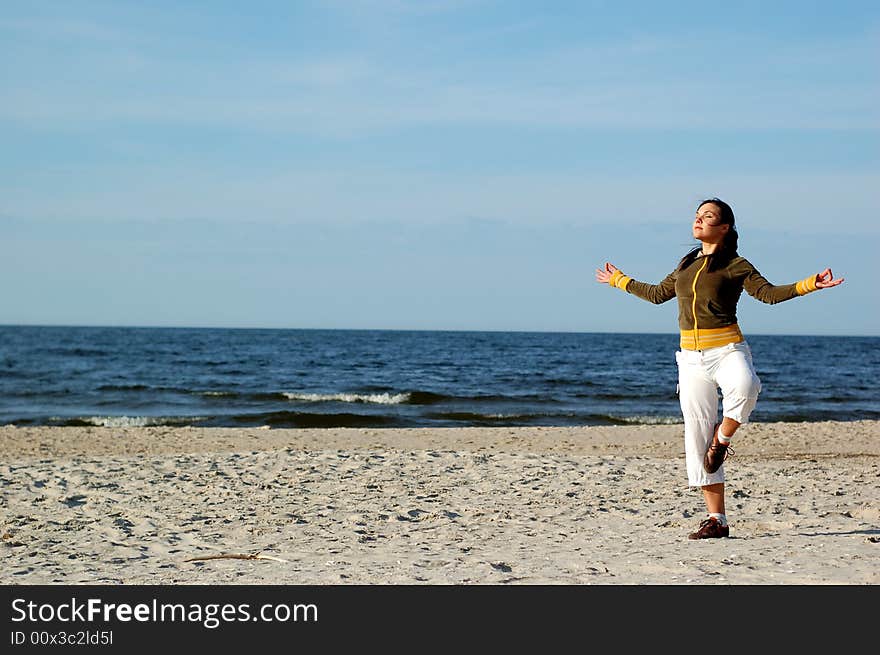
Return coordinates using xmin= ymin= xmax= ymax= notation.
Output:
xmin=690 ymin=256 xmax=709 ymax=350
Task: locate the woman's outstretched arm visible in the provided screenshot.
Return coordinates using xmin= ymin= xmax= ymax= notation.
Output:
xmin=596 ymin=262 xmax=677 ymax=304
xmin=740 ymin=261 xmax=844 ymax=304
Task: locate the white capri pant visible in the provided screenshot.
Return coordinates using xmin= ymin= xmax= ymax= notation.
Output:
xmin=675 ymin=341 xmax=762 ymax=487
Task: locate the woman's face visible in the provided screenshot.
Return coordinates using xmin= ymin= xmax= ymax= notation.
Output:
xmin=692 ymin=203 xmax=729 ymax=243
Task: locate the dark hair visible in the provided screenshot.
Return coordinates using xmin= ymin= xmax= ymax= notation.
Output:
xmin=678 ymin=197 xmax=739 ymax=272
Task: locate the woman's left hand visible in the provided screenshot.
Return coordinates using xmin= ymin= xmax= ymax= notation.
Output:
xmin=815 ymin=268 xmax=844 ymax=289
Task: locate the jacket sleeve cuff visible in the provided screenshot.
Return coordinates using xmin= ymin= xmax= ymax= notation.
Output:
xmin=608 ymin=269 xmax=632 ymax=291
xmin=795 ymin=275 xmax=819 ymax=295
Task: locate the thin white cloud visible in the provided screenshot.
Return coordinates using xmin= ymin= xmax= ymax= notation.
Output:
xmin=318 ymin=0 xmax=491 ymax=15
xmin=2 ymin=73 xmax=876 ymax=134
xmin=2 ymin=22 xmax=876 ymax=134
xmin=0 ymin=16 xmax=134 ymax=44
xmin=4 ymin=164 xmax=877 ymax=236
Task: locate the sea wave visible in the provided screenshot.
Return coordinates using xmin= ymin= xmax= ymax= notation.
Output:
xmin=96 ymin=384 xmax=153 ymax=392
xmin=606 ymin=415 xmax=683 ymax=425
xmin=279 ymin=390 xmax=531 ymax=406
xmin=62 ymin=415 xmax=203 ymax=428
xmin=223 ymin=410 xmax=406 ymax=428
xmin=282 ymin=392 xmax=411 ymax=405
xmin=427 ymin=411 xmax=528 ymax=423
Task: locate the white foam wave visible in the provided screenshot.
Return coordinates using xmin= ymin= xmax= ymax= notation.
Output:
xmin=282 ymin=392 xmax=410 ymax=405
xmin=613 ymin=415 xmax=683 ymax=425
xmin=86 ymin=415 xmax=158 ymax=427
xmin=84 ymin=415 xmax=202 ymax=427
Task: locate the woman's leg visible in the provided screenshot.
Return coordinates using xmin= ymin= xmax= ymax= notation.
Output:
xmin=715 ymin=344 xmax=761 ymax=437
xmin=678 ymin=348 xmax=737 ymax=539
xmin=702 ymin=420 xmax=741 ymax=520
xmin=691 ymin=344 xmax=761 ymax=537
xmin=677 ymin=350 xmax=725 ymax=489
xmin=701 ymin=420 xmax=741 ymax=519
xmin=701 ymin=482 xmax=726 ymax=514
xmin=719 ymin=417 xmax=741 ymax=439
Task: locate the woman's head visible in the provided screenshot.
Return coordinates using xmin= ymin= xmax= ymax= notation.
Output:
xmin=678 ymin=197 xmax=739 ymax=271
xmin=693 ymin=197 xmax=738 ymax=255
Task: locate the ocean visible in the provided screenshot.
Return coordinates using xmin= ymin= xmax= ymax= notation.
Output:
xmin=1 ymin=326 xmax=877 ymax=429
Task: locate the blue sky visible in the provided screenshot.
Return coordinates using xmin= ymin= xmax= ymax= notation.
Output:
xmin=2 ymin=1 xmax=878 ymax=334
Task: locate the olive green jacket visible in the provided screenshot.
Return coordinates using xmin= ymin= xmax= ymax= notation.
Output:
xmin=608 ymin=253 xmax=819 ymax=350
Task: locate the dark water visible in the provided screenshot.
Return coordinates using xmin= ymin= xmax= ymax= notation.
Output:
xmin=0 ymin=326 xmax=877 ymax=428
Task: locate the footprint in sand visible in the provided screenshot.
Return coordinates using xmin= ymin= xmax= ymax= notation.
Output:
xmin=61 ymin=495 xmax=87 ymax=508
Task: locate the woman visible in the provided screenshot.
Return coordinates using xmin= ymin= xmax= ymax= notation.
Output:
xmin=596 ymin=198 xmax=843 ymax=539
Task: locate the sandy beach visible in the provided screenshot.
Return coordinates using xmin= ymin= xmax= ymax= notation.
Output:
xmin=1 ymin=420 xmax=877 ymax=585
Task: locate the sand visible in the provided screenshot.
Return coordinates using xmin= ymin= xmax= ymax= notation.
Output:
xmin=1 ymin=420 xmax=877 ymax=585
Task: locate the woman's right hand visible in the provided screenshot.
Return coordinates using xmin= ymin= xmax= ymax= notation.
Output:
xmin=595 ymin=262 xmax=620 ymax=284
